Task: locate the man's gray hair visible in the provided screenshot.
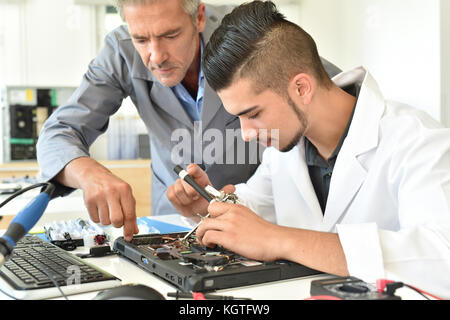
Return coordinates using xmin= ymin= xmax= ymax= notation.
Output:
xmin=115 ymin=0 xmax=201 ymax=23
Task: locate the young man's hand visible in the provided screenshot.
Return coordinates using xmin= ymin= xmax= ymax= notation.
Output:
xmin=166 ymin=164 xmax=235 ymax=220
xmin=196 ymin=201 xmax=283 ymax=262
xmin=196 ymin=201 xmax=350 ymax=276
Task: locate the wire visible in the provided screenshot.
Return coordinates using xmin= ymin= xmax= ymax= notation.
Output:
xmin=0 ymin=286 xmax=22 ymax=300
xmin=37 ymin=263 xmax=69 ymax=300
xmin=377 ymin=278 xmax=444 ymax=300
xmin=0 ymin=258 xmax=69 ymax=300
xmin=21 ymin=255 xmax=69 ymax=300
xmin=304 ymin=295 xmax=343 ymax=300
xmin=403 ymin=284 xmax=442 ymax=301
xmin=0 ymin=182 xmax=50 ymax=209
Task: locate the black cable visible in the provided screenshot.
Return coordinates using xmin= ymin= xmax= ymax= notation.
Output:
xmin=404 ymin=284 xmax=431 ymax=300
xmin=0 ymin=286 xmax=22 ymax=300
xmin=37 ymin=263 xmax=69 ymax=300
xmin=0 ymin=182 xmax=50 ymax=209
xmin=20 ymin=255 xmax=69 ymax=300
xmin=0 ymin=256 xmax=69 ymax=300
xmin=385 ymin=281 xmax=432 ymax=300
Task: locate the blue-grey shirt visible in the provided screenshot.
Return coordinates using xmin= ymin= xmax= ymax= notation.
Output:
xmin=305 ymin=84 xmax=360 ymax=214
xmin=170 ymin=37 xmax=205 ymax=121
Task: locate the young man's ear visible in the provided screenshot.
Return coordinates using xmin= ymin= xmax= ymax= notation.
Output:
xmin=289 ymin=73 xmax=314 ymax=106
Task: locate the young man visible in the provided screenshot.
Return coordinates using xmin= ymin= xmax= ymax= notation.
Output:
xmin=167 ymin=1 xmax=450 ymax=298
xmin=36 ymin=0 xmax=341 ymax=242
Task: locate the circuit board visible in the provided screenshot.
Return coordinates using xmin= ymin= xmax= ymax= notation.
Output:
xmin=130 ymin=232 xmax=254 ymax=272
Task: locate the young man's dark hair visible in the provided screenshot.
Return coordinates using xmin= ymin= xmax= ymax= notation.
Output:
xmin=203 ymin=0 xmax=333 ymax=97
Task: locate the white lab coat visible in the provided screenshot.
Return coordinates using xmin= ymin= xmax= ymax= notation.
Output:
xmin=235 ymin=67 xmax=450 ymax=298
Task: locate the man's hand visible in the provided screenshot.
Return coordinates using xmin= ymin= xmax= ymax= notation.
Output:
xmin=55 ymin=157 xmax=139 ymax=241
xmin=196 ymin=202 xmax=350 ymax=276
xmin=196 ymin=202 xmax=283 ymax=262
xmin=167 ymin=164 xmax=235 ymax=219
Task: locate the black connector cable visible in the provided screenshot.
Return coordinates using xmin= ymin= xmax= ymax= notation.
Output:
xmin=386 ymin=282 xmax=433 ymax=300
xmin=0 ymin=182 xmax=53 ymax=209
xmin=76 ymin=245 xmax=116 ymax=259
xmin=379 ymin=279 xmax=443 ymax=300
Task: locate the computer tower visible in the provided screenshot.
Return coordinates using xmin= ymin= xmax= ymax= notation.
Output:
xmin=0 ymin=86 xmax=75 ymax=163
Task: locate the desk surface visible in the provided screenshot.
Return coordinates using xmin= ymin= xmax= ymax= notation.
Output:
xmin=0 ymin=214 xmax=425 ymax=301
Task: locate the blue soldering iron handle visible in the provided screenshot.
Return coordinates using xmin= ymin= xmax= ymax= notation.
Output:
xmin=0 ymin=191 xmax=52 ymax=265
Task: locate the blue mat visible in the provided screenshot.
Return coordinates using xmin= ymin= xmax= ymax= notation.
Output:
xmin=137 ymin=217 xmax=190 ymax=234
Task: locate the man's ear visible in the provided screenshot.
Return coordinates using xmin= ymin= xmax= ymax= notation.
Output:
xmin=289 ymin=73 xmax=314 ymax=105
xmin=196 ymin=3 xmax=207 ymax=32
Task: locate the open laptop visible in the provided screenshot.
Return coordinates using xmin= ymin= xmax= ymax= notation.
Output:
xmin=114 ymin=231 xmax=321 ymax=293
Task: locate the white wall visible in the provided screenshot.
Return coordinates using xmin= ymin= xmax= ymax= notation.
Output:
xmin=0 ymin=0 xmax=106 ymax=160
xmin=441 ymin=0 xmax=450 ymax=127
xmin=297 ymin=0 xmax=448 ymax=126
xmin=206 ymin=0 xmax=449 ymax=126
xmin=0 ymin=0 xmax=32 ymax=86
xmin=206 ymin=0 xmax=301 ymax=23
xmin=0 ymin=0 xmax=97 ymax=87
xmin=1 ymin=0 xmax=447 ymax=162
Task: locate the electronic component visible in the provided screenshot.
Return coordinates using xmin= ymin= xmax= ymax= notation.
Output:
xmin=77 ymin=245 xmax=116 ymax=259
xmin=44 ymin=219 xmax=107 ymax=250
xmin=126 ymin=232 xmax=247 ymax=272
xmin=310 ymin=276 xmax=401 ymax=300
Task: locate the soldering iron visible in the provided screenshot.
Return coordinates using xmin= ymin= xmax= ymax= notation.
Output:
xmin=173 ymin=165 xmax=240 ymax=241
xmin=0 ymin=182 xmax=56 ymax=267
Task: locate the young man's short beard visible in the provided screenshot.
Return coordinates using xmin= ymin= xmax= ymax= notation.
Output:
xmin=280 ymin=95 xmax=308 ymax=153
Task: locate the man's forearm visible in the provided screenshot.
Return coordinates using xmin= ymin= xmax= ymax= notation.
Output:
xmin=55 ymin=157 xmax=111 ymax=189
xmin=279 ymin=227 xmax=349 ymax=276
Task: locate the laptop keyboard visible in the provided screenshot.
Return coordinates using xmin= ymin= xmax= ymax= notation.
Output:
xmin=0 ymin=235 xmax=121 ymax=299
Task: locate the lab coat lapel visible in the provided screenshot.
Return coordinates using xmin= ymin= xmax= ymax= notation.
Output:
xmin=322 ymin=149 xmax=367 ymax=230
xmin=292 ymin=139 xmax=324 ymax=220
xmin=322 ymin=67 xmax=386 ymax=231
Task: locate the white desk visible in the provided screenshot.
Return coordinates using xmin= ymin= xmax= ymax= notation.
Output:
xmin=0 ymin=212 xmax=425 ymax=300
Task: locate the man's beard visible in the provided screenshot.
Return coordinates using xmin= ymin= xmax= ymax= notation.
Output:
xmin=280 ymin=95 xmax=308 ymax=153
